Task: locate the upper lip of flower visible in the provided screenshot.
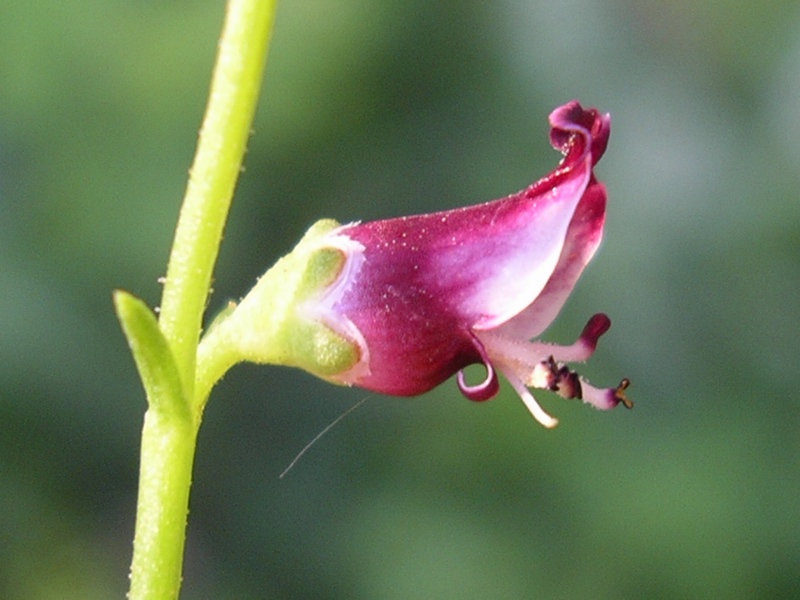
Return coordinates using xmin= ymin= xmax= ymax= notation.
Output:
xmin=318 ymin=100 xmax=630 ymax=427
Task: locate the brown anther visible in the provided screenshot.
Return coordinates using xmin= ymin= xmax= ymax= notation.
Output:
xmin=615 ymin=378 xmax=633 ymax=409
xmin=545 ymin=355 xmax=559 ymax=372
xmin=543 ymin=355 xmax=583 ymax=400
xmin=543 ymin=356 xmax=560 ymax=391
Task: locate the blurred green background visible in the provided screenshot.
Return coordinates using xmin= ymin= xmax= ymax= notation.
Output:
xmin=2 ymin=0 xmax=799 ymax=598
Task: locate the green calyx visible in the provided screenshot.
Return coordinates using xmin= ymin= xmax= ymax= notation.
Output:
xmin=198 ymin=219 xmax=362 ymax=386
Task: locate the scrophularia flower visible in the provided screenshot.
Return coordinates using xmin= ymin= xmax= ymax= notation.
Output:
xmin=211 ymin=100 xmax=631 ymax=428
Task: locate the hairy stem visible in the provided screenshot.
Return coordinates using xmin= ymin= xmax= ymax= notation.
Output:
xmin=158 ymin=0 xmax=278 ymax=401
xmin=128 ymin=1 xmax=278 ymax=598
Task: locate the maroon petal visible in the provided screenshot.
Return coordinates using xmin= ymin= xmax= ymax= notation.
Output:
xmin=326 ymin=101 xmax=610 ymax=398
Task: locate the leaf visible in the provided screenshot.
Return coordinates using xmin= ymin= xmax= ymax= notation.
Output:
xmin=114 ymin=290 xmax=190 ymax=420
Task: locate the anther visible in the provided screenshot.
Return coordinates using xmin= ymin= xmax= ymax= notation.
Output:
xmin=615 ymin=378 xmax=633 ymax=409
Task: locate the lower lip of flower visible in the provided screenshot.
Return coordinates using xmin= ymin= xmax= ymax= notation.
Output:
xmin=472 ymin=313 xmax=632 ymax=428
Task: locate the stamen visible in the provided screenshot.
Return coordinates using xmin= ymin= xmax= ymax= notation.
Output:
xmin=615 ymin=378 xmax=634 ymax=409
xmin=528 ymin=356 xmax=633 ymax=412
xmin=579 ymin=378 xmax=633 ymax=411
xmin=503 ymin=370 xmax=559 ymax=428
xmin=527 ymin=355 xmax=583 ymax=400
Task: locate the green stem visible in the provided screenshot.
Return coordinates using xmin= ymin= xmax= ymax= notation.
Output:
xmin=128 ymin=1 xmax=278 ymax=598
xmin=158 ymin=0 xmax=278 ymax=401
xmin=128 ymin=413 xmax=197 ymax=600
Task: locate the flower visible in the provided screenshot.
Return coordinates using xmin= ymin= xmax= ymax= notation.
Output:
xmin=209 ymin=100 xmax=631 ymax=428
xmin=312 ymin=100 xmax=631 ymax=427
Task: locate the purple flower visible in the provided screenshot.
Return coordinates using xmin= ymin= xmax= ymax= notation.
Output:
xmin=309 ymin=101 xmax=631 ymax=427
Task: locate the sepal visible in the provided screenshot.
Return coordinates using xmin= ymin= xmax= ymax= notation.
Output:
xmin=200 ymin=219 xmax=363 ymax=383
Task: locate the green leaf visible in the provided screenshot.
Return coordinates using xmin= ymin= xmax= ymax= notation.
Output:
xmin=114 ymin=290 xmax=190 ymax=420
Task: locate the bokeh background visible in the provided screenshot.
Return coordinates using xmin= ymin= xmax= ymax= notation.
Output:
xmin=2 ymin=0 xmax=799 ymax=598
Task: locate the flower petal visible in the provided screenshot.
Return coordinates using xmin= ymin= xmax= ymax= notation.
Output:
xmin=322 ymin=101 xmax=610 ymax=398
xmin=493 ymin=179 xmax=607 ymax=339
xmin=456 ymin=333 xmax=500 ymax=401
